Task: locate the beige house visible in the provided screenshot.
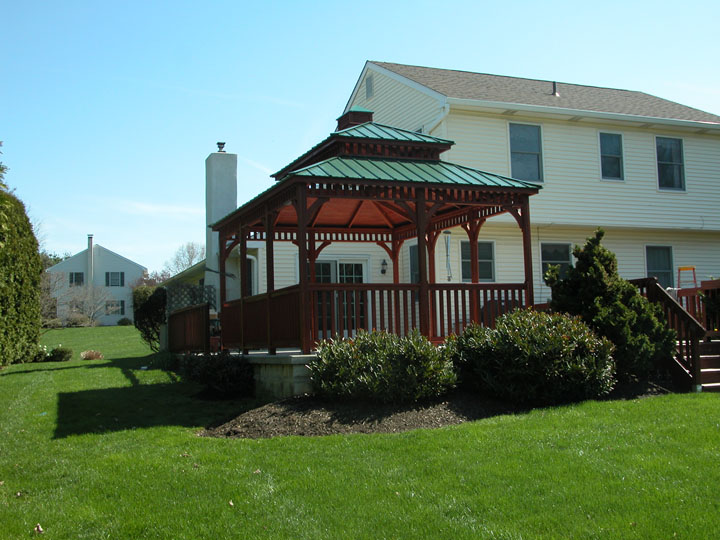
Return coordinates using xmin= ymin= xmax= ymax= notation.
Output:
xmin=340 ymin=62 xmax=720 ymax=301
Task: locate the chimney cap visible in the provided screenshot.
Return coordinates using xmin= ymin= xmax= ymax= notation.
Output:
xmin=217 ymin=142 xmax=226 ymax=152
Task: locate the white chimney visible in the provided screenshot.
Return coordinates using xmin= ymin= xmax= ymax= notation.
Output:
xmin=87 ymin=234 xmax=94 ymax=285
xmin=205 ymin=144 xmax=237 ymax=310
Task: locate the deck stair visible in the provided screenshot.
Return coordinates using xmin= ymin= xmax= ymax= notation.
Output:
xmin=700 ymin=339 xmax=720 ymax=392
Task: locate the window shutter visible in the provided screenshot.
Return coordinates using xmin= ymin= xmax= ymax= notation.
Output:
xmin=69 ymin=272 xmax=73 ymax=285
xmin=120 ymin=300 xmax=125 ymax=315
xmin=120 ymin=272 xmax=125 ymax=286
xmin=105 ymin=272 xmax=109 ymax=286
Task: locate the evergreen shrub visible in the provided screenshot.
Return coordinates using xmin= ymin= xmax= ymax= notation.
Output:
xmin=178 ymin=351 xmax=254 ymax=398
xmin=133 ymin=286 xmax=166 ymax=351
xmin=47 ymin=346 xmax=73 ymax=362
xmin=309 ymin=330 xmax=456 ymax=403
xmin=0 ymin=188 xmax=42 ymax=366
xmin=545 ymin=229 xmax=676 ymax=380
xmin=453 ymin=310 xmax=615 ymax=406
xmin=117 ymin=317 xmax=133 ymax=326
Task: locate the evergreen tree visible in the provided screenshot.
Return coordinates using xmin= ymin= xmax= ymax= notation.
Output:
xmin=0 ymin=179 xmax=42 ymax=365
xmin=544 ymin=229 xmax=676 ymax=380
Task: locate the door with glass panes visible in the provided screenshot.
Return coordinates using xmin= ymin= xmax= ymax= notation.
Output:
xmin=313 ymin=260 xmax=366 ymax=338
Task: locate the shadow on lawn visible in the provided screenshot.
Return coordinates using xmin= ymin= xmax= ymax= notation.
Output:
xmin=51 ymin=355 xmax=258 ymax=439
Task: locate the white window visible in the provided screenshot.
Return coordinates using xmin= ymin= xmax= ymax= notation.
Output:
xmin=646 ymin=246 xmax=673 ymax=288
xmin=510 ymin=123 xmax=543 ymax=182
xmin=541 ymin=243 xmax=572 ymax=279
xmin=599 ymin=132 xmax=623 ymax=180
xmin=656 ymin=137 xmax=685 ymax=190
xmin=365 ymin=74 xmax=374 ymax=99
xmin=409 ymin=245 xmax=420 ymax=283
xmin=105 ymin=272 xmax=125 ymax=287
xmin=105 ymin=300 xmax=125 ymax=316
xmin=69 ymin=272 xmax=84 ymax=286
xmin=460 ymin=241 xmax=494 ymax=282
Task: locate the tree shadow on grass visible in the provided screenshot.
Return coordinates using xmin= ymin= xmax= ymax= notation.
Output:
xmin=51 ymin=355 xmax=259 ymax=439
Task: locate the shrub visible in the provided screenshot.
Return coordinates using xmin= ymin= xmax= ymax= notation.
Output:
xmin=454 ymin=310 xmax=615 ymax=406
xmin=80 ymin=350 xmax=104 ymax=360
xmin=178 ymin=351 xmax=253 ymax=398
xmin=43 ymin=318 xmax=63 ymax=329
xmin=0 ymin=187 xmax=42 ymax=366
xmin=545 ymin=229 xmax=676 ymax=380
xmin=309 ymin=330 xmax=456 ymax=403
xmin=133 ymin=286 xmax=166 ymax=352
xmin=30 ymin=344 xmax=49 ymax=363
xmin=65 ymin=313 xmax=91 ymax=327
xmin=47 ymin=346 xmax=73 ymax=362
xmin=117 ymin=317 xmax=133 ymax=326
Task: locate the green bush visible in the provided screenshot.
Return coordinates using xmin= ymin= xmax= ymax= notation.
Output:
xmin=46 ymin=346 xmax=73 ymax=363
xmin=453 ymin=310 xmax=615 ymax=406
xmin=65 ymin=313 xmax=92 ymax=327
xmin=0 ymin=187 xmax=42 ymax=366
xmin=43 ymin=318 xmax=63 ymax=329
xmin=117 ymin=317 xmax=133 ymax=326
xmin=178 ymin=351 xmax=253 ymax=398
xmin=309 ymin=330 xmax=456 ymax=403
xmin=545 ymin=229 xmax=676 ymax=380
xmin=133 ymin=286 xmax=166 ymax=351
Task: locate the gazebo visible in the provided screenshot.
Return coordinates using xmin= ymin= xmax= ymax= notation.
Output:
xmin=212 ymin=109 xmax=541 ymax=354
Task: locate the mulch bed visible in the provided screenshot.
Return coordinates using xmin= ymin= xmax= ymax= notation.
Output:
xmin=201 ymin=380 xmax=672 ymax=440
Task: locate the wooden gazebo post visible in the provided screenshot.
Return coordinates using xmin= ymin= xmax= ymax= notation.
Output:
xmin=295 ymin=184 xmax=310 ymax=353
xmin=263 ymin=207 xmax=276 ymax=354
xmin=415 ymin=189 xmax=430 ymax=336
xmin=239 ymin=225 xmax=248 ymax=353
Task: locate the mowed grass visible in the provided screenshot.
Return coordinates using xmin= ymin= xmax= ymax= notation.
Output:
xmin=0 ymin=327 xmax=718 ymax=539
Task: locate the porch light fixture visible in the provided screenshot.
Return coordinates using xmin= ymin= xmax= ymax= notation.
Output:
xmin=380 ymin=259 xmax=388 ymax=275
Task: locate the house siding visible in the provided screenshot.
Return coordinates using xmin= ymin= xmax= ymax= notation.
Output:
xmin=438 ymin=111 xmax=720 ymax=231
xmin=349 ymin=70 xmax=442 ymax=133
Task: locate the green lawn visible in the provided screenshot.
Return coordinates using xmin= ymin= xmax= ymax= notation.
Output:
xmin=1 ymin=327 xmax=718 ymax=539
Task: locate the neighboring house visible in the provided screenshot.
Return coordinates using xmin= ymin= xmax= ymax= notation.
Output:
xmin=47 ymin=235 xmax=147 ymax=325
xmin=340 ymin=62 xmax=720 ymax=300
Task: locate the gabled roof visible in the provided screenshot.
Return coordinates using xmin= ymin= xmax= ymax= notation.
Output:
xmin=370 ymin=61 xmax=720 ymax=125
xmin=287 ymin=156 xmax=541 ymax=190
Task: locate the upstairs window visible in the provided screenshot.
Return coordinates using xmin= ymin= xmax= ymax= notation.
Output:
xmin=105 ymin=272 xmax=125 ymax=287
xmin=69 ymin=272 xmax=84 ymax=286
xmin=541 ymin=243 xmax=572 ymax=280
xmin=646 ymin=246 xmax=673 ymax=288
xmin=656 ymin=137 xmax=685 ymax=190
xmin=460 ymin=241 xmax=495 ymax=282
xmin=510 ymin=123 xmax=543 ymax=182
xmin=600 ymin=133 xmax=624 ymax=180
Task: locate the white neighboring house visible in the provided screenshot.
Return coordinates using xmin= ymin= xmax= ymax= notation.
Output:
xmin=47 ymin=235 xmax=147 ymax=325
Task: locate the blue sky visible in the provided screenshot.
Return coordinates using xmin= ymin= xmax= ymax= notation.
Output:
xmin=2 ymin=0 xmax=719 ymax=272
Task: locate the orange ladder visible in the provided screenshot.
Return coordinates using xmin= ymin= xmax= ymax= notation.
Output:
xmin=677 ymin=266 xmax=698 ymax=289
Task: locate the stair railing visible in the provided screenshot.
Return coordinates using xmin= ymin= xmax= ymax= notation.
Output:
xmin=629 ymin=278 xmax=706 ymax=390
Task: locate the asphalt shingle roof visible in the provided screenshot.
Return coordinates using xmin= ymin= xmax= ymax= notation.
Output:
xmin=372 ymin=62 xmax=720 ymax=125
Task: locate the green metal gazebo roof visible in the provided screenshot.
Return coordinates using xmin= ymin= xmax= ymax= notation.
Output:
xmin=333 ymin=122 xmax=454 ymax=145
xmin=284 ymin=156 xmax=542 ymax=189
